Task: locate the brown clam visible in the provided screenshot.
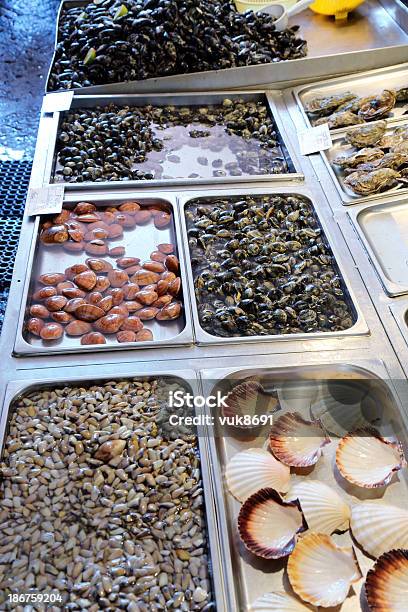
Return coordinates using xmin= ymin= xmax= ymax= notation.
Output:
xmin=81 ymin=332 xmax=106 ymax=345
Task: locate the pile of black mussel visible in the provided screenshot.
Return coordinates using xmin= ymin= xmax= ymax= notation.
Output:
xmin=186 ymin=194 xmax=355 ymax=337
xmin=49 ymin=0 xmax=307 ymax=90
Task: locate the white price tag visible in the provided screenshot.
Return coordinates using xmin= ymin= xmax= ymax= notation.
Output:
xmin=298 ymin=123 xmax=332 ymax=156
xmin=26 ymin=185 xmax=65 ymax=216
xmin=43 ymin=91 xmax=74 ymax=113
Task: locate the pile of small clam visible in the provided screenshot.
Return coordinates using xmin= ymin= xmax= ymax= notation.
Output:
xmin=26 ymin=201 xmax=182 ymax=346
xmin=55 ymin=99 xmax=289 ymax=183
xmin=223 ymin=378 xmax=408 ymax=610
xmin=185 ymin=194 xmax=354 ymax=337
xmin=0 ymin=379 xmax=214 ymax=610
xmin=48 ymin=0 xmax=307 ymax=91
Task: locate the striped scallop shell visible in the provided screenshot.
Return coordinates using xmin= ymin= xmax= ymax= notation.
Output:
xmin=365 ymin=549 xmax=408 ymax=611
xmin=269 ymin=412 xmax=331 ymax=467
xmin=351 ymin=501 xmax=408 ymax=559
xmin=225 ymin=448 xmax=290 ymax=502
xmin=336 ymin=427 xmax=406 ymax=488
xmin=287 ymin=532 xmax=362 ymax=608
xmin=222 ymin=380 xmax=279 ymax=429
xmin=286 ymin=480 xmax=350 ymax=534
xmin=237 ymin=488 xmax=306 ymax=559
xmin=250 ymin=591 xmax=314 ymax=611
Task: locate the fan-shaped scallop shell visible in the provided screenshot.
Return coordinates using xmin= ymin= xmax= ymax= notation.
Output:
xmin=350 ymin=501 xmax=408 ymax=558
xmin=226 ymin=448 xmax=290 ymax=502
xmin=310 ymin=396 xmax=370 ymax=437
xmin=365 ymin=549 xmax=408 ymax=611
xmin=222 ymin=379 xmax=279 ymax=429
xmin=336 ymin=427 xmax=406 ymax=488
xmin=287 ymin=532 xmax=362 ymax=608
xmin=237 ymin=488 xmax=306 ymax=559
xmin=269 ymin=412 xmax=331 ymax=467
xmin=286 ymin=480 xmax=350 ymax=534
xmin=250 ymin=591 xmax=313 ymax=611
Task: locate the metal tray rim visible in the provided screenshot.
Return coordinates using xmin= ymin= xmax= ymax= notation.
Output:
xmin=177 ymin=184 xmax=369 ymax=346
xmin=14 ymin=192 xmax=195 ymax=356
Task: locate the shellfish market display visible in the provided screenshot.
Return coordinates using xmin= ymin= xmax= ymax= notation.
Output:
xmin=185 ymin=193 xmax=356 ymax=338
xmin=48 ymin=0 xmax=307 ymax=91
xmin=215 ymin=374 xmax=408 ymax=610
xmin=53 ymin=99 xmax=294 ymax=184
xmin=23 ymin=200 xmax=184 ymax=349
xmin=0 ymin=378 xmax=215 ymax=610
xmin=305 ymin=87 xmax=408 ymax=129
xmin=328 ymin=123 xmax=408 ymax=197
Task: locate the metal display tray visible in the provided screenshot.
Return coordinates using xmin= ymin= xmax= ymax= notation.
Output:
xmin=200 ymin=359 xmax=408 ymax=612
xmin=320 ymin=118 xmax=408 ymax=205
xmin=0 ymin=368 xmax=228 ymax=612
xmin=390 ymin=298 xmax=408 ymax=348
xmin=41 ymin=91 xmax=303 ymax=191
xmin=293 ymin=62 xmax=408 ymax=133
xmin=14 ymin=192 xmax=193 ymax=356
xmin=348 ymin=195 xmax=408 ymax=297
xmin=45 ymin=0 xmax=408 ymax=93
xmin=178 ymin=184 xmax=368 ymax=346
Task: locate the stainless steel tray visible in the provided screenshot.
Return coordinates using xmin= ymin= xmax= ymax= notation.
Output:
xmin=293 ymin=62 xmax=408 ymax=133
xmin=42 ymin=91 xmax=302 ymax=191
xmin=14 ymin=192 xmax=193 ymax=356
xmin=46 ymin=0 xmax=408 ymax=93
xmin=178 ymin=185 xmax=368 ymax=346
xmin=0 ymin=368 xmax=228 ymax=611
xmin=200 ymin=359 xmax=408 ymax=612
xmin=321 ymin=118 xmax=408 ymax=205
xmin=348 ymin=196 xmax=408 ymax=297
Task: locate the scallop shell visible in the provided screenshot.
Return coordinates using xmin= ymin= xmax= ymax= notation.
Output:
xmin=226 ymin=448 xmax=290 ymax=502
xmin=222 ymin=379 xmax=279 ymax=429
xmin=350 ymin=501 xmax=408 ymax=558
xmin=237 ymin=488 xmax=306 ymax=559
xmin=365 ymin=549 xmax=408 ymax=612
xmin=287 ymin=532 xmax=362 ymax=608
xmin=311 ymin=396 xmax=368 ymax=437
xmin=336 ymin=427 xmax=406 ymax=488
xmin=286 ymin=480 xmax=350 ymax=534
xmin=269 ymin=412 xmax=331 ymax=467
xmin=250 ymin=591 xmax=313 ymax=611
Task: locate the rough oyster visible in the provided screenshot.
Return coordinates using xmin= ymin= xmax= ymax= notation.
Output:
xmin=358 ymin=90 xmax=396 ymax=121
xmin=287 ymin=533 xmax=362 ymax=608
xmin=314 ymin=110 xmax=364 ymax=129
xmin=305 ymin=91 xmax=357 ymax=116
xmin=225 ymin=448 xmax=290 ymax=502
xmin=379 ymin=126 xmax=408 ymax=149
xmin=365 ymin=549 xmax=408 ymax=612
xmin=250 ymin=591 xmax=313 ymax=611
xmin=355 ymin=152 xmax=408 ymax=173
xmin=286 ymin=480 xmax=350 ymax=534
xmin=344 ymin=168 xmax=401 ymax=195
xmin=269 ymin=412 xmax=331 ymax=467
xmin=336 ymin=96 xmax=362 ymax=113
xmin=333 ymin=147 xmax=385 ymax=169
xmin=345 ymin=121 xmax=387 ymax=147
xmin=391 ymin=140 xmax=408 ymax=155
xmin=335 ymin=427 xmax=407 ymax=488
xmin=350 ymin=501 xmax=408 ymax=558
xmin=396 ymin=86 xmax=408 ymax=102
xmin=237 ymin=488 xmax=306 ymax=559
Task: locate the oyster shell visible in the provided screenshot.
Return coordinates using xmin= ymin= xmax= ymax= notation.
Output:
xmin=358 ymin=90 xmax=396 ymax=121
xmin=305 ymin=91 xmax=357 ymax=116
xmin=396 ymin=86 xmax=408 ymax=102
xmin=286 ymin=480 xmax=350 ymax=534
xmin=350 ymin=501 xmax=408 ymax=558
xmin=355 ymin=152 xmax=408 ymax=173
xmin=365 ymin=549 xmax=408 ymax=612
xmin=269 ymin=412 xmax=331 ymax=467
xmin=221 ymin=379 xmax=279 ymax=430
xmin=250 ymin=591 xmax=313 ymax=611
xmin=345 ymin=121 xmax=387 ymax=147
xmin=379 ymin=126 xmax=408 ymax=149
xmin=314 ymin=110 xmax=364 ymax=129
xmin=287 ymin=532 xmax=362 ymax=608
xmin=344 ymin=168 xmax=400 ymax=195
xmin=237 ymin=488 xmax=306 ymax=559
xmin=225 ymin=448 xmax=290 ymax=502
xmin=333 ymin=147 xmax=385 ymax=169
xmin=391 ymin=140 xmax=408 ymax=155
xmin=335 ymin=427 xmax=407 ymax=488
